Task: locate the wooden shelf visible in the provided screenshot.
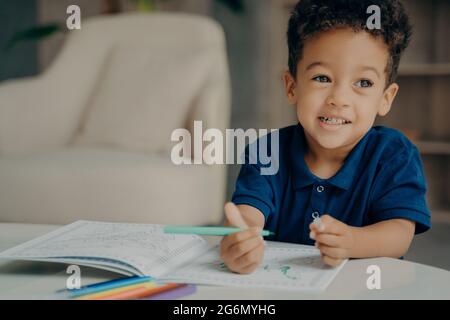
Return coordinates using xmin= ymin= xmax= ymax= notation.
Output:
xmin=415 ymin=141 xmax=450 ymax=155
xmin=398 ymin=63 xmax=450 ymax=76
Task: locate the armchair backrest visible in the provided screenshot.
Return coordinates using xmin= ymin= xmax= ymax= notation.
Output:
xmin=68 ymin=13 xmax=231 ymax=153
xmin=0 ymin=13 xmax=230 ymax=155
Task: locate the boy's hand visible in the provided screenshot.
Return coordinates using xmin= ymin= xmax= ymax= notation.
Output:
xmin=220 ymin=202 xmax=265 ymax=274
xmin=309 ymin=214 xmax=355 ymax=267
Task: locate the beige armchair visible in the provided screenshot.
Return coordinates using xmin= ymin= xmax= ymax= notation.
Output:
xmin=0 ymin=13 xmax=230 ymax=225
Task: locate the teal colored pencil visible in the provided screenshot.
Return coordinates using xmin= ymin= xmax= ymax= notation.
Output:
xmin=163 ymin=226 xmax=275 ymax=237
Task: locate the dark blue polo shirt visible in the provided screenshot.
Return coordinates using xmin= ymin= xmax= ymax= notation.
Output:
xmin=232 ymin=123 xmax=431 ymax=245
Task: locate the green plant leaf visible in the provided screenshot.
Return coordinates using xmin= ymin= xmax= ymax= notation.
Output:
xmin=130 ymin=0 xmax=156 ymax=12
xmin=216 ymin=0 xmax=244 ymax=12
xmin=130 ymin=0 xmax=244 ymax=13
xmin=6 ymin=23 xmax=62 ymax=50
xmin=4 ymin=0 xmax=244 ymax=52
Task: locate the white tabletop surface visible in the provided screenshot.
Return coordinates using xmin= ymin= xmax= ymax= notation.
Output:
xmin=0 ymin=223 xmax=449 ymax=300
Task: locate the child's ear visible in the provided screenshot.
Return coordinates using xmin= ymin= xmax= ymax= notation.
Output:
xmin=283 ymin=70 xmax=297 ymax=105
xmin=378 ymin=82 xmax=399 ymax=117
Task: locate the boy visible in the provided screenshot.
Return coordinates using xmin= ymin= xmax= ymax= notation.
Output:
xmin=220 ymin=0 xmax=431 ymax=274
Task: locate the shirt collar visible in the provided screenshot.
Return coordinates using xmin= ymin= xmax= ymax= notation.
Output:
xmin=290 ymin=123 xmax=369 ymax=191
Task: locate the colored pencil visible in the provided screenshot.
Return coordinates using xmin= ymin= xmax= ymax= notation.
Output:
xmin=75 ymin=282 xmax=158 ymax=300
xmin=94 ymin=283 xmax=183 ymax=300
xmin=164 ymin=226 xmax=274 ymax=236
xmin=62 ymin=276 xmax=153 ymax=298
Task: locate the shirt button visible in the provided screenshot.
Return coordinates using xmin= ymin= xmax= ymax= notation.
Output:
xmin=316 ymin=185 xmax=325 ymax=193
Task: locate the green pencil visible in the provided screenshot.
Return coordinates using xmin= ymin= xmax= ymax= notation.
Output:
xmin=163 ymin=226 xmax=275 ymax=237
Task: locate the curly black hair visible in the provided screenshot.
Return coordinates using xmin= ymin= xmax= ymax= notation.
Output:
xmin=287 ymin=0 xmax=412 ymax=86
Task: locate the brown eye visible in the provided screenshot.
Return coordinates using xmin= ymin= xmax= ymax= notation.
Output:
xmin=312 ymin=75 xmax=331 ymax=83
xmin=355 ymin=79 xmax=373 ymax=88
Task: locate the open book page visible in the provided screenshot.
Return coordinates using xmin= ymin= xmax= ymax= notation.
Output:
xmin=162 ymin=241 xmax=346 ymax=291
xmin=0 ymin=220 xmax=211 ymax=277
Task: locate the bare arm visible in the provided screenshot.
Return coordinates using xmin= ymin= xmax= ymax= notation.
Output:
xmin=311 ymin=215 xmax=416 ymax=267
xmin=349 ymin=218 xmax=415 ymax=258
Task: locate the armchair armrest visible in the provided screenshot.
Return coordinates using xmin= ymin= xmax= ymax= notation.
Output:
xmin=0 ymin=75 xmax=74 ymax=154
xmin=0 ymin=27 xmax=109 ymax=155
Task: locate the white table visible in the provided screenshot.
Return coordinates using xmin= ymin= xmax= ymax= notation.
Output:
xmin=0 ymin=223 xmax=449 ymax=299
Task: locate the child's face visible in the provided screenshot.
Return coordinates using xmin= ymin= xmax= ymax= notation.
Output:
xmin=284 ymin=28 xmax=399 ymax=152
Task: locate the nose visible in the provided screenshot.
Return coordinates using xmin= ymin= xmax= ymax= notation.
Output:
xmin=325 ymin=83 xmax=351 ymax=108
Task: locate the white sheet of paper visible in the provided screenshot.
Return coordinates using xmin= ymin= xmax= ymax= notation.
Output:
xmin=162 ymin=241 xmax=346 ymax=291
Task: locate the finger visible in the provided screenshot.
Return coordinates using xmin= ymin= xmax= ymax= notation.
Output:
xmin=233 ymin=243 xmax=264 ymax=270
xmin=224 ymin=202 xmax=248 ymax=228
xmin=309 ymin=222 xmax=325 ymax=233
xmin=238 ymin=262 xmax=259 ymax=274
xmin=314 ymin=215 xmax=344 ymax=236
xmin=232 ymin=244 xmax=264 ymax=274
xmin=220 ymin=227 xmax=262 ymax=253
xmin=309 ymin=227 xmax=327 ymax=240
xmin=227 ymin=234 xmax=264 ymax=260
xmin=309 ymin=219 xmax=325 ymax=232
xmin=321 ymin=254 xmax=344 ymax=267
xmin=315 ymin=233 xmax=342 ymax=247
xmin=227 ymin=246 xmax=264 ymax=274
xmin=317 ymin=243 xmax=347 ymax=259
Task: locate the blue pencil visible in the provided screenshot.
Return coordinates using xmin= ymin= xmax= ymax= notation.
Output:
xmin=57 ymin=275 xmax=153 ymax=298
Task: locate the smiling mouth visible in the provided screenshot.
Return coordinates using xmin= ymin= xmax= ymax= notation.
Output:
xmin=318 ymin=116 xmax=352 ymax=125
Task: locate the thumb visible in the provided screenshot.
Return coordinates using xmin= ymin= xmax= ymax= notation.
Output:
xmin=224 ymin=202 xmax=248 ymax=229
